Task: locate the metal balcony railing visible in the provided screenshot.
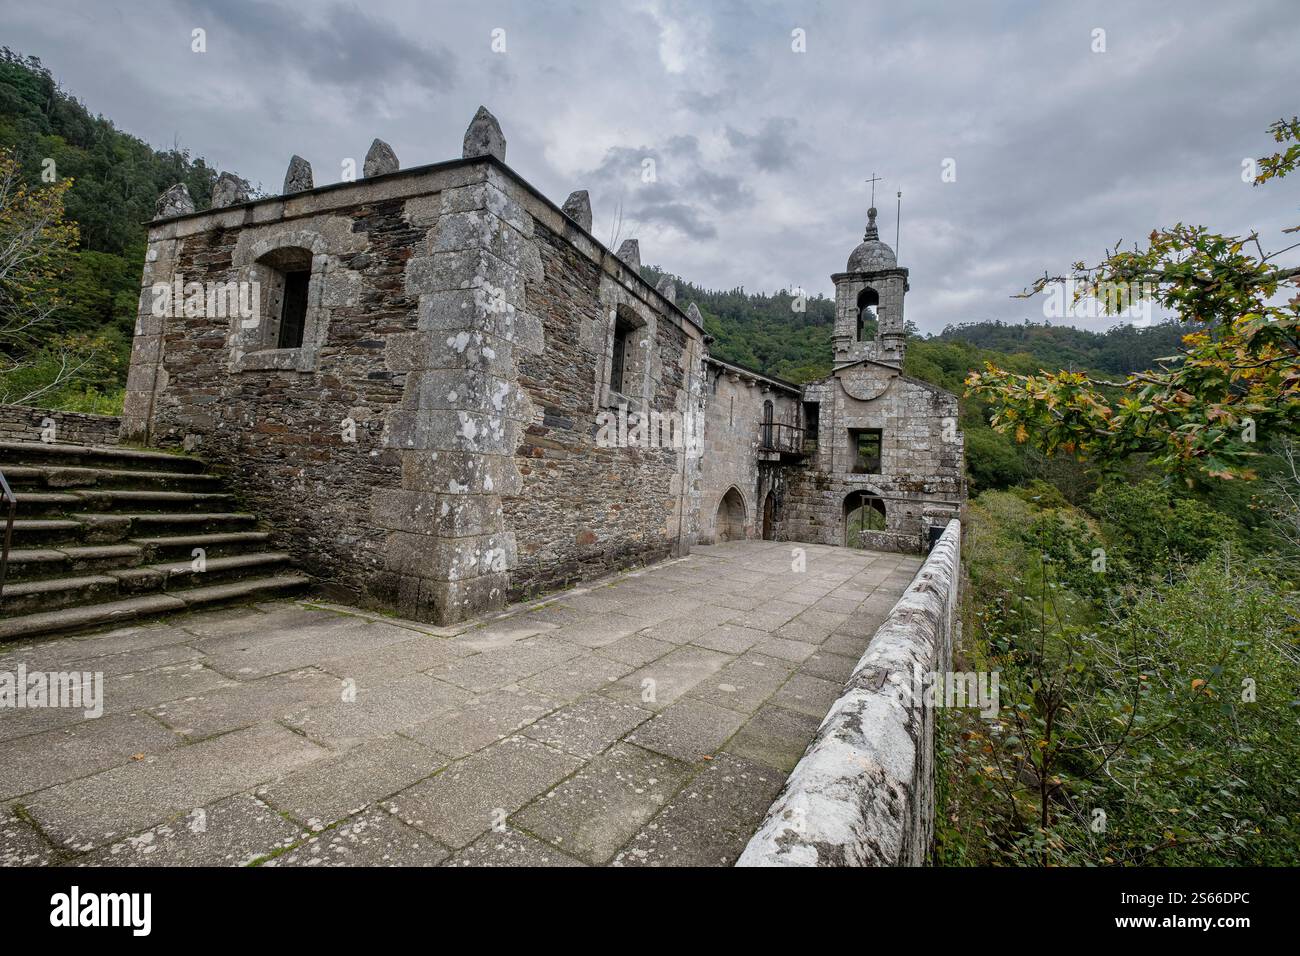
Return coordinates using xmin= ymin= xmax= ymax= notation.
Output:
xmin=757 ymin=422 xmax=806 ymax=455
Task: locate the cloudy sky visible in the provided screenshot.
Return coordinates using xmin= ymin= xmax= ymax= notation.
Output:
xmin=4 ymin=0 xmax=1297 ymax=333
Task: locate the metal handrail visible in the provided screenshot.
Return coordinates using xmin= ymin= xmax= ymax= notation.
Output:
xmin=0 ymin=467 xmax=14 ymax=606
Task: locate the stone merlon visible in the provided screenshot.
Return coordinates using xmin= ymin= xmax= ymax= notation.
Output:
xmin=154 ymin=183 xmax=195 ymax=218
xmin=283 ymin=155 xmax=314 ymax=194
xmin=561 ymin=189 xmax=593 ymax=232
xmin=616 ymin=238 xmax=640 ymax=270
xmin=364 ymin=138 xmax=400 ymax=177
xmin=463 ymin=105 xmax=506 ymax=161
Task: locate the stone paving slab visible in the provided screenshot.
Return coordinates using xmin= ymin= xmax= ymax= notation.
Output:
xmin=520 ymin=695 xmax=651 ymax=759
xmin=192 ymin=616 xmax=417 ymax=681
xmin=282 ymin=673 xmax=471 ymax=748
xmin=315 ymin=635 xmax=473 ymax=684
xmin=402 ymin=687 xmax=555 ymax=758
xmin=2 ymin=711 xmax=180 ymax=801
xmin=511 ymin=743 xmax=690 ymax=865
xmin=20 ymin=723 xmax=327 ymax=850
xmin=75 ymin=793 xmax=306 ymax=867
xmin=612 ymin=752 xmax=784 ymax=867
xmin=626 ymin=698 xmax=745 ymax=764
xmin=384 ymin=735 xmax=582 ymax=849
xmin=724 ymin=702 xmax=823 ymax=772
xmin=688 ymin=653 xmax=794 ymax=714
xmin=257 ymin=734 xmax=446 ymax=827
xmin=148 ymin=667 xmax=344 ymax=741
xmin=798 ymin=649 xmax=861 ymax=684
xmin=263 ymin=809 xmax=449 ymax=867
xmin=431 ymin=636 xmax=583 ymax=693
xmin=1 ymin=807 xmax=60 ymax=866
xmin=771 ymin=672 xmax=844 ymax=718
xmin=0 ymin=541 xmax=918 ymax=866
xmin=445 ymin=827 xmax=586 ymax=867
xmin=519 ymin=653 xmax=632 ymax=700
xmin=601 ymin=645 xmax=731 ymax=711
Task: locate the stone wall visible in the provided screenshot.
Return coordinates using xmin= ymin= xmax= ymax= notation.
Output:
xmin=783 ymin=366 xmax=963 ymax=548
xmin=121 ymin=155 xmax=709 ymax=624
xmin=736 ymin=518 xmax=961 ymax=866
xmin=697 ymin=360 xmax=801 ymax=543
xmin=501 ymin=210 xmax=705 ymax=601
xmin=0 ymin=405 xmax=122 ymax=446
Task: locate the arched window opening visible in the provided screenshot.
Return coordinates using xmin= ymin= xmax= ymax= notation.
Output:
xmin=844 ymin=492 xmax=886 ymax=548
xmin=761 ymin=399 xmax=774 ymax=448
xmin=856 ymin=287 xmax=879 ymax=342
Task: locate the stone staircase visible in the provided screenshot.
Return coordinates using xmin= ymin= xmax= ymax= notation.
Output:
xmin=0 ymin=441 xmax=310 ymax=641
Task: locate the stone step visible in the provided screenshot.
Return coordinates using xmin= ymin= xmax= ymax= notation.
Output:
xmin=0 ymin=440 xmax=207 ymax=474
xmin=4 ymin=544 xmax=143 ymax=582
xmin=0 ymin=551 xmax=293 ymax=615
xmin=1 ymin=573 xmax=122 ymax=616
xmin=131 ymin=530 xmax=272 ymax=562
xmin=8 ymin=512 xmax=257 ymax=546
xmin=0 ymin=573 xmax=311 ymax=641
xmin=9 ymin=518 xmax=84 ymax=546
xmin=104 ymin=551 xmax=291 ymax=596
xmin=3 ymin=491 xmax=83 ymax=515
xmin=0 ymin=464 xmax=225 ymax=493
xmin=11 ymin=489 xmax=236 ymax=517
xmin=0 ymin=438 xmax=309 ymax=634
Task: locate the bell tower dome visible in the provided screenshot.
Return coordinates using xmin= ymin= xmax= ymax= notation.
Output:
xmin=831 ymin=206 xmax=909 ymax=368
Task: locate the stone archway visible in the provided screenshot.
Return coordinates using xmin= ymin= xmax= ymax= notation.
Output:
xmin=762 ymin=490 xmax=776 ymax=540
xmin=716 ymin=487 xmax=747 ymax=542
xmin=844 ymin=491 xmax=886 ymax=547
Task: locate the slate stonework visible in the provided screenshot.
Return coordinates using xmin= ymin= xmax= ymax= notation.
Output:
xmin=124 ymin=156 xmax=711 ymax=624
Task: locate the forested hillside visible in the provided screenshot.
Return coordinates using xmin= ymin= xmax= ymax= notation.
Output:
xmin=641 ymin=265 xmax=836 ymax=382
xmin=643 ymin=260 xmax=1198 ymax=493
xmin=0 ymin=49 xmax=231 ymax=411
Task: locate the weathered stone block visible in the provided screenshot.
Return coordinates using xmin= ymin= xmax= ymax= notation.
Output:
xmin=154 ymin=184 xmax=194 ymax=218
xmin=399 ymin=450 xmax=523 ymax=497
xmin=561 ymin=190 xmax=593 ymax=232
xmin=364 ymin=138 xmax=399 ymax=177
xmin=282 ymin=155 xmax=314 ymax=194
xmin=462 ymin=106 xmax=506 ymax=161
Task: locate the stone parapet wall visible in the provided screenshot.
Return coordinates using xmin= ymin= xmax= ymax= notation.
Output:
xmin=0 ymin=405 xmax=122 ymax=446
xmin=857 ymin=527 xmax=921 ymax=554
xmin=736 ymin=518 xmax=961 ymax=866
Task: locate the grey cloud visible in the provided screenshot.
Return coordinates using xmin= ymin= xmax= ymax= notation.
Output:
xmin=2 ymin=0 xmax=1296 ymax=333
xmin=184 ymin=0 xmax=456 ymax=92
xmin=582 ymin=137 xmax=753 ymax=241
xmin=725 ymin=117 xmax=800 ymax=171
xmin=678 ymin=89 xmax=736 ymax=113
xmin=635 ymin=201 xmax=718 ymax=239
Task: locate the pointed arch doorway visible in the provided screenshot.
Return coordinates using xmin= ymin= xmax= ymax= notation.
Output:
xmin=716 ymin=487 xmax=747 ymax=542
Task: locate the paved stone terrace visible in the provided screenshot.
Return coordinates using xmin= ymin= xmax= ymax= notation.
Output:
xmin=0 ymin=541 xmax=921 ymax=867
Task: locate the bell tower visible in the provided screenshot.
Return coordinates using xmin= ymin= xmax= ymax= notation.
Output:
xmin=831 ymin=206 xmax=909 ymax=368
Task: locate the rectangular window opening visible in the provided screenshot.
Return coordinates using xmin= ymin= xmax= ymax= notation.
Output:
xmin=610 ymin=316 xmax=634 ymax=394
xmin=802 ymin=401 xmax=820 ymax=442
xmin=276 ymin=270 xmax=311 ymax=349
xmin=850 ymin=428 xmax=882 ymax=474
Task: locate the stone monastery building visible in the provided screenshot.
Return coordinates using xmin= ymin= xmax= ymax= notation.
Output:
xmin=125 ymin=107 xmax=965 ymax=625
